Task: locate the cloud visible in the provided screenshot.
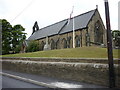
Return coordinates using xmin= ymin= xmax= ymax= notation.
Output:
xmin=0 ymin=0 xmax=119 ymax=38
xmin=118 ymin=1 xmax=120 ymax=30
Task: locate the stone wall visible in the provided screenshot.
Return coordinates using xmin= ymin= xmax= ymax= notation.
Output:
xmin=2 ymin=58 xmax=120 ymax=88
xmin=87 ymin=9 xmax=106 ymax=46
xmin=2 ymin=57 xmax=119 ymax=64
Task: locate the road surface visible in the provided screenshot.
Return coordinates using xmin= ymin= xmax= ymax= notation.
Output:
xmin=2 ymin=75 xmax=47 ymax=88
xmin=1 ymin=70 xmax=107 ymax=89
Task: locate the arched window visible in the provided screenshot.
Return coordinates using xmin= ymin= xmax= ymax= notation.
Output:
xmin=56 ymin=38 xmax=60 ymax=49
xmin=62 ymin=38 xmax=67 ymax=48
xmin=80 ymin=35 xmax=82 ymax=47
xmin=85 ymin=33 xmax=90 ymax=46
xmin=56 ymin=39 xmax=60 ymax=49
xmin=75 ymin=35 xmax=80 ymax=47
xmin=50 ymin=39 xmax=55 ymax=50
xmin=67 ymin=36 xmax=71 ymax=48
xmin=94 ymin=21 xmax=103 ymax=44
xmin=41 ymin=41 xmax=45 ymax=51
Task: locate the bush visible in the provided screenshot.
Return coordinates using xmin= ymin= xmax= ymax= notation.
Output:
xmin=15 ymin=45 xmax=21 ymax=53
xmin=26 ymin=41 xmax=39 ymax=52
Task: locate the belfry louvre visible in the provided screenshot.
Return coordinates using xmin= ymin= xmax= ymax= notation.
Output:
xmin=28 ymin=9 xmax=106 ymax=50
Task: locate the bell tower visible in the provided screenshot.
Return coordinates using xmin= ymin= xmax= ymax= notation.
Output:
xmin=32 ymin=21 xmax=39 ymax=34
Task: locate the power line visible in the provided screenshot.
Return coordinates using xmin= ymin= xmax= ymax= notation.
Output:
xmin=11 ymin=0 xmax=35 ymax=23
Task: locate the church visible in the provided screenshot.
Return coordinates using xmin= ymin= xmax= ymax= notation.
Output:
xmin=28 ymin=8 xmax=106 ymax=51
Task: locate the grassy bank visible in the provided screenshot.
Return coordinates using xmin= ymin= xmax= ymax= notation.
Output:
xmin=2 ymin=47 xmax=119 ymax=58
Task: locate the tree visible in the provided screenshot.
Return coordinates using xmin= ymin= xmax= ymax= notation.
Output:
xmin=12 ymin=25 xmax=26 ymax=53
xmin=2 ymin=19 xmax=12 ymax=54
xmin=1 ymin=19 xmax=26 ymax=54
xmin=112 ymin=30 xmax=120 ymax=47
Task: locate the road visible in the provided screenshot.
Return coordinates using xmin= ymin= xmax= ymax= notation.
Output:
xmin=1 ymin=70 xmax=107 ymax=89
xmin=2 ymin=75 xmax=47 ymax=88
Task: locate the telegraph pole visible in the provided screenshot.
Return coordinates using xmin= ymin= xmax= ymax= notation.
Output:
xmin=104 ymin=0 xmax=115 ymax=88
xmin=0 ymin=20 xmax=1 ymax=55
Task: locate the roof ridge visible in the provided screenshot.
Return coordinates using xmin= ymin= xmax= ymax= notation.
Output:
xmin=36 ymin=9 xmax=96 ymax=31
xmin=37 ymin=19 xmax=67 ymax=31
xmin=28 ymin=9 xmax=97 ymax=40
xmin=73 ymin=9 xmax=96 ymax=19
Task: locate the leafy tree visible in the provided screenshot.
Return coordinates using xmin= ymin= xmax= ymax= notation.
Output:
xmin=2 ymin=19 xmax=12 ymax=54
xmin=112 ymin=30 xmax=120 ymax=47
xmin=1 ymin=19 xmax=26 ymax=54
xmin=12 ymin=25 xmax=26 ymax=53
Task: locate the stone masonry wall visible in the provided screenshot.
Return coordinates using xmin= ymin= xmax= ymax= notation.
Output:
xmin=2 ymin=58 xmax=120 ymax=88
xmin=87 ymin=10 xmax=106 ymax=46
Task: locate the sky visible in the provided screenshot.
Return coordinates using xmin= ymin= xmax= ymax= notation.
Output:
xmin=0 ymin=0 xmax=119 ymax=38
xmin=118 ymin=1 xmax=120 ymax=30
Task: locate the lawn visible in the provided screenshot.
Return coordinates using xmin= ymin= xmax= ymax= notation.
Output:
xmin=2 ymin=47 xmax=119 ymax=58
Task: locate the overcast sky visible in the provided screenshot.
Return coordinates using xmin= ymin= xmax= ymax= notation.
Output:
xmin=0 ymin=0 xmax=119 ymax=38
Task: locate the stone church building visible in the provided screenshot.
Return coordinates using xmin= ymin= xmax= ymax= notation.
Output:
xmin=28 ymin=8 xmax=106 ymax=51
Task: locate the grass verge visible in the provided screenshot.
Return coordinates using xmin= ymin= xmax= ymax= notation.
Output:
xmin=1 ymin=47 xmax=119 ymax=58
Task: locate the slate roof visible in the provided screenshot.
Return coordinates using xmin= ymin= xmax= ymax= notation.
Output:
xmin=28 ymin=9 xmax=97 ymax=40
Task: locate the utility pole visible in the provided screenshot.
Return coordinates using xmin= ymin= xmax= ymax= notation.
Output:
xmin=0 ymin=20 xmax=1 ymax=55
xmin=104 ymin=0 xmax=115 ymax=88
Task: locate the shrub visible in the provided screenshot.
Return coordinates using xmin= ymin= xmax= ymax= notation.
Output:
xmin=26 ymin=41 xmax=39 ymax=52
xmin=15 ymin=45 xmax=21 ymax=53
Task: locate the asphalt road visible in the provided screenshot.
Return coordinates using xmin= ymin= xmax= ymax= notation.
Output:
xmin=2 ymin=70 xmax=107 ymax=89
xmin=2 ymin=75 xmax=47 ymax=88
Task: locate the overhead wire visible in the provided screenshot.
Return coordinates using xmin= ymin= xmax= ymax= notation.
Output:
xmin=11 ymin=0 xmax=35 ymax=23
